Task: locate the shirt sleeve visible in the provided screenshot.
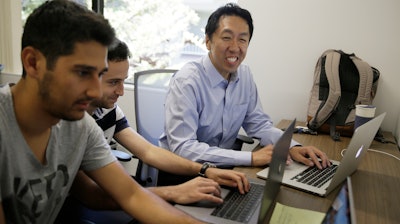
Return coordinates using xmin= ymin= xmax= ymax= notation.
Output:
xmin=114 ymin=105 xmax=130 ymax=133
xmin=81 ymin=114 xmax=117 ymax=171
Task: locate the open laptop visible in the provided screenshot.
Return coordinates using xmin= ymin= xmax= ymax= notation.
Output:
xmin=175 ymin=119 xmax=296 ymax=224
xmin=321 ymin=176 xmax=357 ymax=224
xmin=257 ymin=112 xmax=386 ymax=197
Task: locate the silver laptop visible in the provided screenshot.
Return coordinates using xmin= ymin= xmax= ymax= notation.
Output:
xmin=257 ymin=113 xmax=386 ymax=197
xmin=175 ymin=119 xmax=296 ymax=224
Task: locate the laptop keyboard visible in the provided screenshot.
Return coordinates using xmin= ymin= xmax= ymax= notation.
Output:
xmin=211 ymin=183 xmax=264 ymax=223
xmin=291 ymin=164 xmax=338 ymax=188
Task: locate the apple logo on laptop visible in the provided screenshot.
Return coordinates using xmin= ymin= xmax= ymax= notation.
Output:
xmin=355 ymin=145 xmax=364 ymax=158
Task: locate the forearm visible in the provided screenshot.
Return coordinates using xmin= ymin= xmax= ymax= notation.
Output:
xmin=89 ymin=162 xmax=205 ymax=223
xmin=142 ymin=145 xmax=201 ymax=176
xmin=147 ymin=185 xmax=178 ymax=202
xmin=119 ymin=186 xmax=204 ymax=224
xmin=114 ymin=128 xmax=201 ymax=176
xmin=173 ymin=142 xmax=251 ymax=167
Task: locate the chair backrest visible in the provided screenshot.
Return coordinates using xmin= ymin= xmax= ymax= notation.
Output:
xmin=133 ymin=69 xmax=177 ymax=186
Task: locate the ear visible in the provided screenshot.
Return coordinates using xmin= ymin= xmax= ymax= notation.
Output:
xmin=21 ymin=46 xmax=44 ymax=79
xmin=205 ymin=34 xmax=211 ymax=51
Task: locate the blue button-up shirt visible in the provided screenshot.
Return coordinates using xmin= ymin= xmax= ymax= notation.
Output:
xmin=159 ymin=55 xmax=299 ymax=166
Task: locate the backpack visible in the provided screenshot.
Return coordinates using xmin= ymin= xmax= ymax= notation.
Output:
xmin=306 ymin=49 xmax=380 ymax=141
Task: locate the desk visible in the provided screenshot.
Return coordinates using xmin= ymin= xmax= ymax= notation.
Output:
xmin=235 ymin=120 xmax=400 ymax=224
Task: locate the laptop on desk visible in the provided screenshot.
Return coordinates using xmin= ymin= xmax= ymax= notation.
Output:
xmin=321 ymin=176 xmax=357 ymax=224
xmin=175 ymin=119 xmax=296 ymax=224
xmin=257 ymin=113 xmax=386 ymax=197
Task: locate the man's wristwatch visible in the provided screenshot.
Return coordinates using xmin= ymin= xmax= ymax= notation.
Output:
xmin=198 ymin=162 xmax=216 ymax=177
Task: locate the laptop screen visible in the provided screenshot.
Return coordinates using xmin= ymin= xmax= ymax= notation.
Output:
xmin=258 ymin=119 xmax=295 ymax=223
xmin=321 ymin=177 xmax=356 ymax=224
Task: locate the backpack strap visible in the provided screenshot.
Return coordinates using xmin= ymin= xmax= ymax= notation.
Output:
xmin=308 ymin=50 xmax=342 ymax=131
xmin=347 ymin=55 xmax=375 ymax=123
xmin=351 ymin=55 xmax=374 ymax=104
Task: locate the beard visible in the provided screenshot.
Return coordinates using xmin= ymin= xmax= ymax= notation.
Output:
xmin=91 ymin=97 xmax=111 ymax=110
xmin=37 ymin=71 xmax=87 ymax=121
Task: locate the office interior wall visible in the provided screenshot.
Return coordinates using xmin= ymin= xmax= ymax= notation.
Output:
xmin=0 ymin=73 xmax=21 ymax=84
xmin=238 ymin=0 xmax=400 ymax=134
xmin=0 ymin=0 xmax=22 ymax=74
xmin=118 ymin=85 xmax=136 ymax=130
xmin=396 ymin=112 xmax=400 ymax=147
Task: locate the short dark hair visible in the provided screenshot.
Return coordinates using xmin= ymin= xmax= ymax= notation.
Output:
xmin=108 ymin=38 xmax=131 ymax=62
xmin=21 ymin=0 xmax=115 ymax=77
xmin=205 ymin=3 xmax=254 ymax=41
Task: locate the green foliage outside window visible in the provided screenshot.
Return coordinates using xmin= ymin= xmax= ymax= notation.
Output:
xmin=104 ymin=0 xmax=205 ymax=73
xmin=21 ymin=0 xmax=206 ymax=81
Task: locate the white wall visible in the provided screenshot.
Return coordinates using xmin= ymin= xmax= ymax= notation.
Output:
xmin=118 ymin=86 xmax=136 ymax=129
xmin=396 ymin=111 xmax=400 ymax=147
xmin=238 ymin=0 xmax=400 ymax=134
xmin=0 ymin=0 xmax=22 ymax=74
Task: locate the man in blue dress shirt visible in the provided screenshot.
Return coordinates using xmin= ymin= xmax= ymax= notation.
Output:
xmin=160 ymin=3 xmax=331 ymax=169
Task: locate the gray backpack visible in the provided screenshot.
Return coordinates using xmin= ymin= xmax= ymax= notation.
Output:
xmin=306 ymin=49 xmax=380 ymax=141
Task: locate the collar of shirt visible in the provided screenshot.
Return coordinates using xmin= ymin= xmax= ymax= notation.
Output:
xmin=203 ymin=55 xmax=239 ymax=89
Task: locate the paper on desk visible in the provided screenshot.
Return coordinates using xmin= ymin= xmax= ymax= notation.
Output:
xmin=270 ymin=202 xmax=325 ymax=224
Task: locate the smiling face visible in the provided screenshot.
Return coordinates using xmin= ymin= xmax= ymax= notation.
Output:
xmin=90 ymin=59 xmax=129 ymax=110
xmin=206 ymin=15 xmax=250 ymax=79
xmin=36 ymin=41 xmax=108 ymax=121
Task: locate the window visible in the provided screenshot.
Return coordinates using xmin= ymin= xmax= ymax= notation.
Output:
xmin=18 ymin=0 xmax=236 ymax=82
xmin=103 ymin=0 xmax=236 ymax=83
xmin=21 ymin=0 xmax=92 ymax=24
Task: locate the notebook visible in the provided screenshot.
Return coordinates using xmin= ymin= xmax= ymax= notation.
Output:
xmin=257 ymin=112 xmax=386 ymax=197
xmin=175 ymin=119 xmax=296 ymax=224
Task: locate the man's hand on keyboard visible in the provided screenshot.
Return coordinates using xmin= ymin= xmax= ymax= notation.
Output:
xmin=205 ymin=168 xmax=250 ymax=194
xmin=289 ymin=145 xmax=331 ymax=169
xmin=158 ymin=176 xmax=223 ymax=205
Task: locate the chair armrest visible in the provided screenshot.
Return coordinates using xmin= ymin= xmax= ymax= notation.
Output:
xmin=111 ymin=150 xmax=132 ymax=162
xmin=232 ymin=134 xmax=255 ymax=151
xmin=236 ymin=134 xmax=254 ymax=144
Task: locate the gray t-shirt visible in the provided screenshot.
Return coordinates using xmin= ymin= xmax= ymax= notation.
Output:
xmin=0 ymin=85 xmax=117 ymax=224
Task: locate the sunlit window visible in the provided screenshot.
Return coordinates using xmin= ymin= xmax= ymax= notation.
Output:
xmin=21 ymin=0 xmax=92 ymax=24
xmin=20 ymin=0 xmax=236 ymax=83
xmin=104 ymin=0 xmax=236 ymax=83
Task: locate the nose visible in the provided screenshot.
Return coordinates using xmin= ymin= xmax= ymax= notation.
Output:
xmin=86 ymin=76 xmax=102 ymax=99
xmin=115 ymin=82 xmax=124 ymax=96
xmin=229 ymin=39 xmax=240 ymax=52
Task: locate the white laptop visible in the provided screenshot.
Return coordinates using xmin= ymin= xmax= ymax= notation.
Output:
xmin=175 ymin=120 xmax=296 ymax=224
xmin=257 ymin=113 xmax=386 ymax=197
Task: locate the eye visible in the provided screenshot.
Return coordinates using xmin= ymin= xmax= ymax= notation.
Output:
xmin=108 ymin=80 xmax=121 ymax=86
xmin=77 ymin=69 xmax=91 ymax=77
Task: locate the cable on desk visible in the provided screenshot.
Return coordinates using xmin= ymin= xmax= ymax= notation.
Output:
xmin=340 ymin=148 xmax=400 ymax=161
xmin=340 ymin=148 xmax=346 ymax=157
xmin=367 ymin=149 xmax=400 ymax=161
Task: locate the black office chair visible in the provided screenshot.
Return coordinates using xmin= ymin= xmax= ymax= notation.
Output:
xmin=233 ymin=134 xmax=255 ymax=151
